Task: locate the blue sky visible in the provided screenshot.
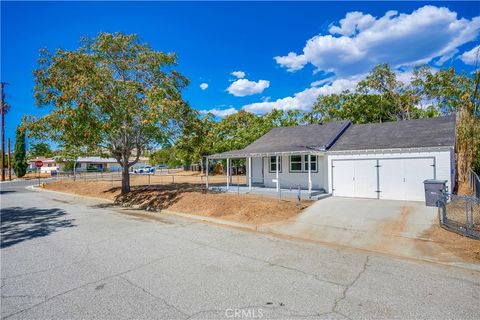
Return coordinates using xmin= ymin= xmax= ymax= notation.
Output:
xmin=1 ymin=1 xmax=479 ymax=145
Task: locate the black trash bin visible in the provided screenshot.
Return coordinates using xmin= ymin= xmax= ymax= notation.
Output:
xmin=423 ymin=179 xmax=447 ymax=207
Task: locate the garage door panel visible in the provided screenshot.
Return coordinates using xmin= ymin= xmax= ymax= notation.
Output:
xmin=332 ymin=160 xmax=354 ymax=197
xmin=379 ymin=158 xmax=434 ymax=201
xmin=353 ymin=160 xmax=378 ymax=199
xmin=404 ymin=158 xmax=434 ymax=201
xmin=379 ymin=159 xmax=405 ymax=200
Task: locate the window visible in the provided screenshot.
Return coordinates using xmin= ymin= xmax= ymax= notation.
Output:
xmin=304 ymin=155 xmax=317 ymax=172
xmin=269 ymin=156 xmax=282 ymax=173
xmin=290 ymin=155 xmax=302 ymax=172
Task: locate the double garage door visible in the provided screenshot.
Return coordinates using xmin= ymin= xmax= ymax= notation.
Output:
xmin=332 ymin=158 xmax=435 ymax=201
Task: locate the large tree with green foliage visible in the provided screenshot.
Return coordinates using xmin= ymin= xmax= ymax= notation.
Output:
xmin=29 ymin=142 xmax=53 ymax=158
xmin=29 ymin=32 xmax=190 ymax=194
xmin=303 ymin=64 xmax=433 ymax=124
xmin=13 ymin=126 xmax=28 ymax=178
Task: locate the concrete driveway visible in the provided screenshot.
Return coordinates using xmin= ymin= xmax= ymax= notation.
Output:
xmin=261 ymin=197 xmax=474 ymax=267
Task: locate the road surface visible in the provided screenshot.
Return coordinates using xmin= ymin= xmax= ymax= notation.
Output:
xmin=1 ymin=180 xmax=479 ymax=319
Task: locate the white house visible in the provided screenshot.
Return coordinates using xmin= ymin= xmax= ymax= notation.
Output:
xmin=207 ymin=115 xmax=456 ymax=202
xmin=69 ymin=157 xmax=122 ymax=172
xmin=28 ymin=157 xmax=59 ymax=173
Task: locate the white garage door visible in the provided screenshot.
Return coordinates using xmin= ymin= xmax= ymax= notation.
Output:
xmin=332 ymin=160 xmax=377 ymax=199
xmin=379 ymin=158 xmax=434 ymax=201
xmin=332 ymin=157 xmax=435 ymax=201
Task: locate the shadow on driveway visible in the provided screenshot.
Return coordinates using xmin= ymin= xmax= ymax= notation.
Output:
xmin=0 ymin=207 xmax=76 ymax=248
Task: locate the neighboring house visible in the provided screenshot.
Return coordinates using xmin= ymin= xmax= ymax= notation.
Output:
xmin=28 ymin=157 xmax=59 ymax=173
xmin=68 ymin=157 xmax=122 ymax=172
xmin=207 ymin=116 xmax=455 ymax=202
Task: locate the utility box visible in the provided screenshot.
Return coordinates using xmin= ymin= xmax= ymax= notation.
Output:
xmin=423 ymin=179 xmax=447 ymax=207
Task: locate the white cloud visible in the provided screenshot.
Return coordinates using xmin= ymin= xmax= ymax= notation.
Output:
xmin=242 ymin=75 xmax=363 ymax=114
xmin=274 ymin=52 xmax=308 ymax=72
xmin=200 ymin=107 xmax=238 ymax=117
xmin=329 ymin=11 xmax=376 ymax=36
xmin=231 ymin=71 xmax=246 ymax=79
xmin=199 ymin=83 xmax=209 ymax=90
xmin=460 ymin=45 xmax=480 ymax=65
xmin=275 ymin=6 xmax=480 ymax=76
xmin=227 ymin=79 xmax=270 ymax=97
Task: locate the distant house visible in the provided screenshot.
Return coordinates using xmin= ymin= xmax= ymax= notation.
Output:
xmin=71 ymin=157 xmax=122 ymax=172
xmin=28 ymin=156 xmax=122 ymax=173
xmin=28 ymin=157 xmax=59 ymax=173
xmin=207 ymin=116 xmax=456 ymax=202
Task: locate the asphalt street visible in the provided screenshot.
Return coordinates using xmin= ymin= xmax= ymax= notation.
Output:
xmin=1 ymin=180 xmax=479 ymax=319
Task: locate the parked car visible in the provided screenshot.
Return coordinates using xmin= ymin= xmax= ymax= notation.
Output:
xmin=134 ymin=166 xmax=155 ymax=174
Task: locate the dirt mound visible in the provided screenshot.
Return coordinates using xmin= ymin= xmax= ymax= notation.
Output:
xmin=45 ymin=181 xmax=311 ymax=224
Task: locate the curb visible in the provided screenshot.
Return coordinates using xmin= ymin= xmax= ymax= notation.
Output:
xmin=161 ymin=209 xmax=258 ymax=231
xmin=27 ymin=185 xmax=115 ymax=203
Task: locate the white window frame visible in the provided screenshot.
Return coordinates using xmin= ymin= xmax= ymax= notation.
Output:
xmin=289 ymin=155 xmax=303 ymax=172
xmin=269 ymin=156 xmax=282 ymax=173
xmin=304 ymin=155 xmax=318 ymax=173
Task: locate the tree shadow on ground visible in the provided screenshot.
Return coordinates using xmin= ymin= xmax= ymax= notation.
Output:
xmin=0 ymin=207 xmax=76 ymax=248
xmin=103 ymin=183 xmax=224 ymax=211
xmin=0 ymin=190 xmax=16 ymax=195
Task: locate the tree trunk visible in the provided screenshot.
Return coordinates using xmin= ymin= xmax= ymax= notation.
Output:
xmin=121 ymin=164 xmax=130 ymax=194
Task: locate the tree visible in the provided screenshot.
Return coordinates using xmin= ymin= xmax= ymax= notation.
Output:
xmin=303 ymin=64 xmax=441 ymax=125
xmin=29 ymin=142 xmax=53 ymax=158
xmin=149 ymin=148 xmax=181 ymax=168
xmin=174 ymin=112 xmax=216 ymax=171
xmin=412 ymin=66 xmax=480 ymax=192
xmin=29 ymin=32 xmax=190 ymax=194
xmin=13 ymin=126 xmax=28 ymax=178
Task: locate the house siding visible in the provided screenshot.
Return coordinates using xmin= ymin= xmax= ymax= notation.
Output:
xmin=247 ymin=154 xmax=326 ymax=190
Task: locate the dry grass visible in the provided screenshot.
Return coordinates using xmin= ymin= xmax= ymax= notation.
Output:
xmin=44 ymin=179 xmax=310 ymax=225
xmin=445 ymin=198 xmax=480 ymax=230
xmin=423 ymin=224 xmax=480 ymax=262
xmin=23 ymin=172 xmax=52 ymax=179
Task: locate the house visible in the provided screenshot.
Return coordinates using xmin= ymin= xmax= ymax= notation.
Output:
xmin=68 ymin=157 xmax=122 ymax=172
xmin=207 ymin=115 xmax=455 ymax=202
xmin=28 ymin=157 xmax=59 ymax=173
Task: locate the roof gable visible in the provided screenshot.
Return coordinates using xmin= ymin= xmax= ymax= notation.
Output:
xmin=241 ymin=121 xmax=351 ymax=154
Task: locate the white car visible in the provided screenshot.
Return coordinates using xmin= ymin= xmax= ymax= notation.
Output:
xmin=134 ymin=166 xmax=155 ymax=174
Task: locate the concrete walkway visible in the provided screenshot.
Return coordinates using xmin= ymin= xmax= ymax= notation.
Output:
xmin=260 ymin=197 xmax=478 ymax=269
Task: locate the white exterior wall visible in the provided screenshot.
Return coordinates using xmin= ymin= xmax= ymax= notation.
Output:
xmin=247 ymin=154 xmax=326 ymax=190
xmin=327 ymin=148 xmax=454 ymax=194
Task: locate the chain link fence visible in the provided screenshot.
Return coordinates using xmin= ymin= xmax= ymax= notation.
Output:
xmin=470 ymin=169 xmax=480 ymax=199
xmin=438 ymin=193 xmax=480 ymax=240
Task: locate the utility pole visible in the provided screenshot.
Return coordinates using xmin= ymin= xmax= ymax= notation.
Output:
xmin=7 ymin=137 xmax=11 ymax=181
xmin=1 ymin=82 xmax=6 ymax=182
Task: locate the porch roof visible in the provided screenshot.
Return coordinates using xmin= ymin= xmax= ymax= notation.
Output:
xmin=208 ymin=148 xmax=324 ymax=159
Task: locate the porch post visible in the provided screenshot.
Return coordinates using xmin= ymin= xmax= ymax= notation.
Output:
xmin=205 ymin=157 xmax=209 ymax=190
xmin=248 ymin=156 xmax=252 ymax=191
xmin=276 ymin=155 xmax=280 ymax=192
xmin=308 ymin=154 xmax=312 ymax=194
xmin=226 ymin=158 xmax=230 ymax=190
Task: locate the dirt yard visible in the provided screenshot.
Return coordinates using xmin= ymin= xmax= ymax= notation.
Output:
xmin=44 ymin=180 xmax=311 ymax=224
xmin=423 ymin=224 xmax=480 ymax=262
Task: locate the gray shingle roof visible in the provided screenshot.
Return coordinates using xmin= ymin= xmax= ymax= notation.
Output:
xmin=209 ymin=121 xmax=350 ymax=158
xmin=330 ymin=115 xmax=455 ymax=151
xmin=209 ymin=116 xmax=455 ymax=158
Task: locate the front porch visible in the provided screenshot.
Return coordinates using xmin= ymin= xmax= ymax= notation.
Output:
xmin=210 ymin=184 xmax=329 ymax=200
xmin=205 ymin=150 xmax=329 ymax=198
